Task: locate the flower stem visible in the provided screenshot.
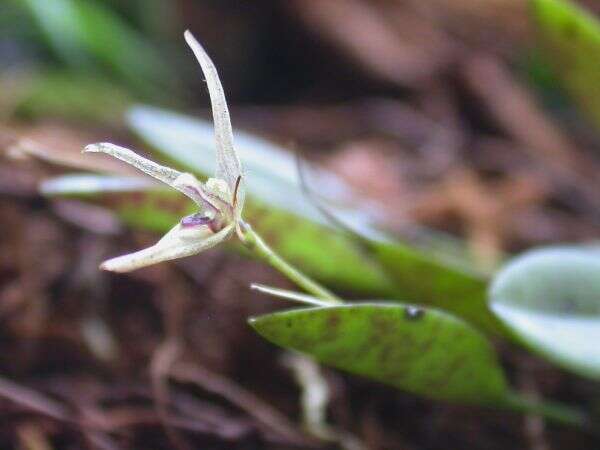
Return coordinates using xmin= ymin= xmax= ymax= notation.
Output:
xmin=240 ymin=223 xmax=342 ymax=304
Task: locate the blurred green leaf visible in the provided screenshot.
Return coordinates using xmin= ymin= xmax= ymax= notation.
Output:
xmin=490 ymin=246 xmax=600 ymax=379
xmin=20 ymin=0 xmax=91 ymax=67
xmin=250 ymin=303 xmax=509 ymax=404
xmin=20 ymin=0 xmax=176 ymax=100
xmin=531 ymin=0 xmax=600 ymax=128
xmin=8 ymin=71 xmax=131 ymax=125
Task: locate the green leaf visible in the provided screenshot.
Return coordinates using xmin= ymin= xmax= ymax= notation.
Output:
xmin=20 ymin=0 xmax=175 ymax=100
xmin=250 ymin=303 xmax=509 ymax=405
xmin=531 ymin=0 xmax=600 ymax=128
xmin=372 ymin=241 xmax=500 ymax=335
xmin=10 ymin=71 xmax=132 ymax=126
xmin=490 ymin=246 xmax=600 ymax=379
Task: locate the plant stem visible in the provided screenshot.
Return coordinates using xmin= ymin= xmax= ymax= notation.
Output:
xmin=503 ymin=392 xmax=588 ymax=429
xmin=240 ymin=223 xmax=343 ymax=305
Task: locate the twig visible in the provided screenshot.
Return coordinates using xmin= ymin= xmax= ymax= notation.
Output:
xmin=170 ymin=362 xmax=317 ymax=447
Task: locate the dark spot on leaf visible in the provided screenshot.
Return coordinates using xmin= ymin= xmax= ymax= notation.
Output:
xmin=404 ymin=306 xmax=425 ymax=321
xmin=371 ymin=314 xmax=397 ymax=340
xmin=326 ymin=313 xmax=340 ymax=329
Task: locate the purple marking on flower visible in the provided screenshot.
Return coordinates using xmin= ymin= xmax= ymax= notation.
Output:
xmin=181 ymin=213 xmax=213 ymax=228
xmin=182 ymin=185 xmax=219 ymax=213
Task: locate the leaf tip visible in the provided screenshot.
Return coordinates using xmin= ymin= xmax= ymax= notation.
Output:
xmin=247 ymin=316 xmax=261 ymax=327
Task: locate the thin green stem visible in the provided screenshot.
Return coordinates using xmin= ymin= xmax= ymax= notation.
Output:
xmin=240 ymin=223 xmax=342 ymax=305
xmin=503 ymin=391 xmax=588 ymax=429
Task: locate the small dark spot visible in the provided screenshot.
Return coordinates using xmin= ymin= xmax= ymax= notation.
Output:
xmin=327 ymin=313 xmax=341 ymax=329
xmin=286 ymin=319 xmax=292 ymax=328
xmin=404 ymin=306 xmax=425 ymax=321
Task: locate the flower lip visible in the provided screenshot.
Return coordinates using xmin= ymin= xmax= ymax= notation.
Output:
xmin=180 ymin=213 xmax=213 ymax=228
xmin=180 ymin=212 xmax=225 ymax=233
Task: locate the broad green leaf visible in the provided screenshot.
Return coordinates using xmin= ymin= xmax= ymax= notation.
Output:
xmin=127 ymin=105 xmax=499 ymax=332
xmin=250 ymin=303 xmax=509 ymax=404
xmin=531 ymin=0 xmax=600 ymax=128
xmin=9 ymin=71 xmax=132 ymax=126
xmin=490 ymin=246 xmax=600 ymax=379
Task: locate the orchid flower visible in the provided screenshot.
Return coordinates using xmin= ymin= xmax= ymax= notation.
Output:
xmin=84 ymin=31 xmax=244 ymax=272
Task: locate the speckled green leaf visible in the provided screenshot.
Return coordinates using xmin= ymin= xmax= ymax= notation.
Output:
xmin=531 ymin=0 xmax=600 ymax=127
xmin=490 ymin=246 xmax=600 ymax=379
xmin=250 ymin=303 xmax=509 ymax=404
xmin=372 ymin=241 xmax=500 ymax=335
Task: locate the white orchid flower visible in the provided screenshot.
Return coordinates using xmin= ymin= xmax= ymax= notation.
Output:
xmin=84 ymin=31 xmax=244 ymax=272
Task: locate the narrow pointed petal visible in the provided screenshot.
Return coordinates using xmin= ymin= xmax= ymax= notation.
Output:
xmin=250 ymin=284 xmax=333 ymax=307
xmin=84 ymin=143 xmax=214 ymax=210
xmin=100 ymin=223 xmax=234 ymax=272
xmin=84 ymin=143 xmax=181 ymax=183
xmin=183 ymin=30 xmax=244 ymax=208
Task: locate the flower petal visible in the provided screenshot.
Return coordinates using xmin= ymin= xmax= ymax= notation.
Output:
xmin=172 ymin=173 xmax=221 ymax=214
xmin=84 ymin=143 xmax=217 ymax=211
xmin=100 ymin=222 xmax=234 ymax=272
xmin=183 ymin=30 xmax=245 ymax=210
